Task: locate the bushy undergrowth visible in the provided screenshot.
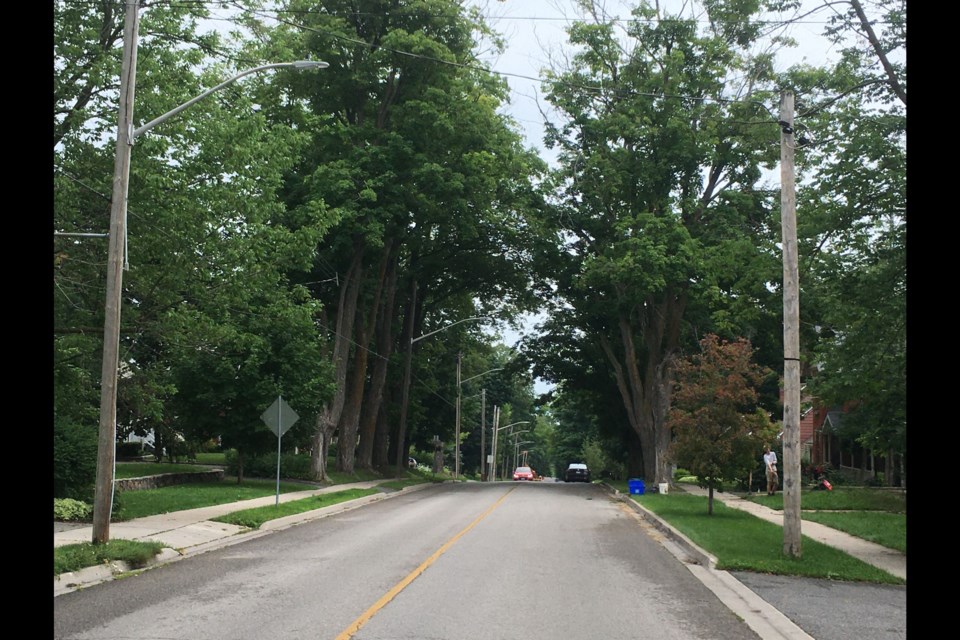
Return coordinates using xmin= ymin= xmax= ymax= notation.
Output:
xmin=54 ymin=421 xmax=98 ymax=500
xmin=224 ymin=450 xmax=315 ymax=480
xmin=54 ymin=498 xmax=93 ymax=522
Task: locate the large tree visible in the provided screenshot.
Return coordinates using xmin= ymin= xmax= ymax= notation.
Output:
xmin=267 ymin=0 xmax=547 ymax=479
xmin=528 ymin=0 xmax=784 ymax=485
xmin=54 ymin=1 xmax=339 ymax=484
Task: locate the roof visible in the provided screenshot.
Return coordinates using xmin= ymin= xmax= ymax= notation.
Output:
xmin=823 ymin=410 xmax=846 ymax=432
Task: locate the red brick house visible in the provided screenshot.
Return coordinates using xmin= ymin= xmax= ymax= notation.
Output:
xmin=801 ymin=401 xmax=904 ymax=487
xmin=787 ymin=389 xmax=904 ymax=488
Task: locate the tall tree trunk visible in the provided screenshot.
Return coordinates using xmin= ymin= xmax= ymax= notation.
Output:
xmin=373 ymin=398 xmax=391 ymax=469
xmin=600 ymin=291 xmax=685 ymax=485
xmin=338 ymin=241 xmax=393 ymax=472
xmin=358 ymin=242 xmax=399 ymax=469
xmin=337 ymin=353 xmax=366 ymax=474
xmin=394 ymin=274 xmax=420 ymax=472
xmin=311 ymin=241 xmax=365 ymax=481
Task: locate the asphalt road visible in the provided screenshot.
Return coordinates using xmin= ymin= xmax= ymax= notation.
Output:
xmin=731 ymin=572 xmax=906 ymax=640
xmin=54 ymin=482 xmax=763 ymax=640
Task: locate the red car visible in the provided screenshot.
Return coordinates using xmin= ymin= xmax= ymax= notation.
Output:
xmin=513 ymin=466 xmax=535 ymax=481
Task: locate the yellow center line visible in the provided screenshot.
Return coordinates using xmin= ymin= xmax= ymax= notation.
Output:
xmin=334 ymin=487 xmax=517 ymax=640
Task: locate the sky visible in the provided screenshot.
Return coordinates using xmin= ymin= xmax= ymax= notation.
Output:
xmin=468 ymin=0 xmax=839 ymax=160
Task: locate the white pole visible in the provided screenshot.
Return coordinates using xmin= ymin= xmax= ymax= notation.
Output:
xmin=276 ymin=396 xmax=282 ymax=507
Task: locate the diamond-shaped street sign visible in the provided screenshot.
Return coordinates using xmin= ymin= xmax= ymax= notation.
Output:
xmin=261 ymin=396 xmax=299 ymax=437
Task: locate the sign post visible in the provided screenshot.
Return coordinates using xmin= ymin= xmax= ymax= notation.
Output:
xmin=261 ymin=396 xmax=299 ymax=506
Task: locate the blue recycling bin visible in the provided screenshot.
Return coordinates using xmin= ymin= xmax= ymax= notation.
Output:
xmin=628 ymin=478 xmax=645 ymax=495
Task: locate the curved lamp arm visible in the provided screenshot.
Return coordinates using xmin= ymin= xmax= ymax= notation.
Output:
xmin=133 ymin=61 xmax=328 ymax=140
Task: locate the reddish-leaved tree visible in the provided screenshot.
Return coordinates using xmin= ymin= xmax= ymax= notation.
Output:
xmin=667 ymin=334 xmax=778 ymax=514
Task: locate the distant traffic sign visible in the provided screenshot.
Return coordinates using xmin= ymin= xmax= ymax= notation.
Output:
xmin=261 ymin=396 xmax=299 ymax=437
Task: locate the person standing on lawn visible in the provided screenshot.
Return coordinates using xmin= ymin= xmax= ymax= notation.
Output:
xmin=763 ymin=444 xmax=779 ymax=495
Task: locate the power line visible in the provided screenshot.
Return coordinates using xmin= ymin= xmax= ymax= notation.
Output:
xmin=64 ymin=1 xmax=898 ymax=26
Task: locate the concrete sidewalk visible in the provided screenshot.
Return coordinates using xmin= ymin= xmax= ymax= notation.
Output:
xmin=54 ymin=481 xmax=427 ymax=596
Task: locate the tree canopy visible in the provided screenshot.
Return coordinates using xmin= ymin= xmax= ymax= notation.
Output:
xmin=53 ymin=0 xmax=906 ymax=496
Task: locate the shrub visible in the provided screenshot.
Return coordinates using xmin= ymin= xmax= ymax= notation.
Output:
xmin=199 ymin=438 xmax=222 ymax=453
xmin=828 ymin=469 xmax=856 ymax=486
xmin=225 ymin=450 xmax=314 ymax=480
xmin=802 ymin=462 xmax=831 ymax=481
xmin=54 ymin=498 xmax=93 ymax=522
xmin=54 ymin=421 xmax=99 ymax=500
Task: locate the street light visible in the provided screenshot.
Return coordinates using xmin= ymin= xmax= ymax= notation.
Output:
xmin=411 ymin=316 xmax=490 ymax=344
xmin=491 ymin=420 xmax=528 ymax=481
xmin=508 ymin=430 xmax=531 ymax=476
xmin=513 ymin=438 xmax=533 ymax=461
xmin=396 ymin=315 xmax=490 ymax=476
xmin=514 ymin=441 xmax=534 ymax=469
xmin=455 ymin=363 xmax=502 ymax=479
xmin=92 ymin=2 xmax=328 ymax=544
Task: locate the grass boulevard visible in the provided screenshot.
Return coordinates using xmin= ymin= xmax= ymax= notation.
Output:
xmin=56 ymin=463 xmax=905 ymax=586
xmin=610 ymin=480 xmax=905 ymax=585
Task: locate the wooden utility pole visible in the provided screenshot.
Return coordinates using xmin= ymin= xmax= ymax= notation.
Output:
xmin=455 ymin=352 xmax=462 ymax=478
xmin=480 ymin=388 xmax=487 ymax=480
xmin=93 ymin=0 xmax=141 ymax=545
xmin=779 ymin=90 xmax=802 ymax=558
xmin=490 ymin=405 xmax=499 ymax=481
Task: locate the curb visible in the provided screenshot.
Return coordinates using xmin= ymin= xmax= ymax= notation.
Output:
xmin=603 ymin=485 xmax=717 ymax=569
xmin=54 ymin=546 xmax=183 ymax=597
xmin=602 ymin=484 xmax=816 ymax=640
xmin=54 ymin=482 xmax=437 ymax=596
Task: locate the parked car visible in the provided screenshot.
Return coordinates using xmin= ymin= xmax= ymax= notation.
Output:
xmin=513 ymin=466 xmax=535 ymax=481
xmin=565 ymin=463 xmax=591 ymax=483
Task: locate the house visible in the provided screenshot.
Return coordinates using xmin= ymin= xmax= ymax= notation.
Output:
xmin=805 ymin=403 xmax=904 ymax=488
xmin=785 ymin=387 xmax=904 ymax=488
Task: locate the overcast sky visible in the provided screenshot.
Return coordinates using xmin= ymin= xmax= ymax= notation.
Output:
xmin=468 ymin=0 xmax=840 ymax=160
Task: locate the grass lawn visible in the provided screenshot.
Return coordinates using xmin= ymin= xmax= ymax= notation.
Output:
xmin=212 ymin=488 xmax=380 ymax=528
xmin=112 ymin=477 xmax=327 ymax=521
xmin=801 ymin=511 xmax=906 ymax=552
xmin=194 ymin=452 xmax=227 ymax=465
xmin=741 ymin=486 xmax=906 ymax=553
xmin=633 ymin=492 xmax=903 ymax=584
xmin=55 ymin=539 xmax=165 ymax=577
xmin=746 ymin=487 xmax=906 ymax=513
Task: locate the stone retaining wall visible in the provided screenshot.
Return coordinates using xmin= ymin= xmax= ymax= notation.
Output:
xmin=115 ymin=469 xmax=224 ymax=492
